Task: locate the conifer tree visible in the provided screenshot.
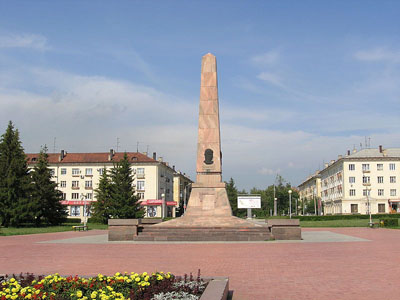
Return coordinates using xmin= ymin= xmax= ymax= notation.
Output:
xmin=108 ymin=153 xmax=144 ymax=219
xmin=30 ymin=146 xmax=67 ymax=225
xmin=0 ymin=121 xmax=32 ymax=227
xmin=226 ymin=177 xmax=239 ymax=216
xmin=92 ymin=167 xmax=112 ymax=224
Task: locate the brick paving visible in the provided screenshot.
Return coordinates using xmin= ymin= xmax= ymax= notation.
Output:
xmin=1 ymin=227 xmax=400 ymax=300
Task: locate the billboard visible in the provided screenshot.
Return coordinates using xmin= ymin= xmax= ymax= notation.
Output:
xmin=237 ymin=195 xmax=261 ymax=209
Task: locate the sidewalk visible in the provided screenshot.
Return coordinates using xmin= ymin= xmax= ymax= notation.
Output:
xmin=1 ymin=227 xmax=398 ymax=300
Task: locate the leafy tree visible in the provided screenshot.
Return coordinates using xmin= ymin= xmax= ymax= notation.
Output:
xmin=108 ymin=153 xmax=144 ymax=219
xmin=92 ymin=167 xmax=112 ymax=224
xmin=0 ymin=121 xmax=32 ymax=227
xmin=30 ymin=146 xmax=67 ymax=225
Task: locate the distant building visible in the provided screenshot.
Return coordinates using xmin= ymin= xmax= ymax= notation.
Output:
xmin=298 ymin=171 xmax=321 ymax=214
xmin=299 ymin=146 xmax=400 ymax=215
xmin=26 ymin=150 xmax=192 ymax=220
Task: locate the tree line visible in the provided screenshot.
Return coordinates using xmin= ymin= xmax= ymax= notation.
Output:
xmin=0 ymin=121 xmax=143 ymax=227
xmin=225 ymin=175 xmax=304 ymax=217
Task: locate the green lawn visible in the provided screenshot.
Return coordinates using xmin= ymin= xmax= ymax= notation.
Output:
xmin=0 ymin=223 xmax=108 ymax=236
xmin=300 ymin=218 xmax=380 ymax=227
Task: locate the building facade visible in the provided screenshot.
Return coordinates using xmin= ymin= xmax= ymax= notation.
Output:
xmin=298 ymin=171 xmax=321 ymax=214
xmin=317 ymin=146 xmax=400 ymax=215
xmin=26 ymin=150 xmax=192 ymax=221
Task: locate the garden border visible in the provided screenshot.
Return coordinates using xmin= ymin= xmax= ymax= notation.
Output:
xmin=200 ymin=277 xmax=229 ymax=300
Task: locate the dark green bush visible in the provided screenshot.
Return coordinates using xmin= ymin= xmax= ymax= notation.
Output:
xmin=379 ymin=218 xmax=399 ymax=227
xmin=63 ymin=218 xmax=82 ymax=224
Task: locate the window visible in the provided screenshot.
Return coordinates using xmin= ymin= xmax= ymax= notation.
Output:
xmin=85 ymin=180 xmax=92 ymax=188
xmin=61 ymin=193 xmax=66 ymax=200
xmin=98 ymin=168 xmax=104 ymax=175
xmin=389 ymin=163 xmax=396 ymax=171
xmin=70 ymin=206 xmax=80 ymax=217
xmin=349 ymin=177 xmax=355 ymax=183
xmin=61 ymin=168 xmax=67 ymax=175
xmin=349 ymin=189 xmax=356 ymax=196
xmin=349 ymin=164 xmax=355 ymax=171
xmin=49 ymin=169 xmax=55 ymax=176
xmin=71 ymin=193 xmax=79 ymax=199
xmin=390 ymin=189 xmax=397 ymax=197
xmin=362 ymin=164 xmax=370 ymax=171
xmin=137 ymin=181 xmax=145 ymax=191
xmin=60 ymin=181 xmax=66 ymax=188
xmin=390 ymin=176 xmax=396 ymax=183
xmin=72 ymin=168 xmax=80 ymax=176
xmin=85 ymin=168 xmax=93 ymax=176
xmin=362 ymin=176 xmax=370 ymax=184
xmin=351 ymin=204 xmax=358 ymax=213
xmin=137 ymin=168 xmax=145 ymax=175
xmin=137 ymin=192 xmax=144 ymax=199
xmin=377 ymin=176 xmax=384 ymax=184
xmin=85 ymin=193 xmax=92 ymax=200
xmin=378 ymin=204 xmax=385 ymax=213
xmin=363 ymin=189 xmax=370 ymax=196
xmin=377 ymin=164 xmax=383 ymax=171
xmin=72 ymin=181 xmax=79 ymax=188
xmin=378 ymin=189 xmax=384 ymax=196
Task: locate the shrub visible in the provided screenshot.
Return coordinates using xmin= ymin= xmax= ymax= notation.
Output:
xmin=379 ymin=218 xmax=399 ymax=227
xmin=63 ymin=218 xmax=82 ymax=224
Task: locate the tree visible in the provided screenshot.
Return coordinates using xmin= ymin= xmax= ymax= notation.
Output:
xmin=0 ymin=121 xmax=32 ymax=227
xmin=226 ymin=178 xmax=240 ymax=216
xmin=92 ymin=167 xmax=112 ymax=224
xmin=30 ymin=146 xmax=67 ymax=225
xmin=108 ymin=153 xmax=144 ymax=219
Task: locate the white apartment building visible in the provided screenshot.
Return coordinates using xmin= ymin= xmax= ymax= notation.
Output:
xmin=319 ymin=146 xmax=400 ymax=215
xmin=298 ymin=171 xmax=321 ymax=214
xmin=26 ymin=150 xmax=191 ymax=221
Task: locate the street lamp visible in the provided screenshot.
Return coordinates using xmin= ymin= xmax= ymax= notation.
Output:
xmin=161 ymin=193 xmax=165 ymax=219
xmin=288 ymin=190 xmax=292 ymax=219
xmin=81 ymin=193 xmax=87 ymax=228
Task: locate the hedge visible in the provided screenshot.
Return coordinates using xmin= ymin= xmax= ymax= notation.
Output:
xmin=379 ymin=218 xmax=399 ymax=227
xmin=260 ymin=214 xmax=400 ymax=221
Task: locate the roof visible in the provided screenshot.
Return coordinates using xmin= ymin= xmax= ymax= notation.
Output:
xmin=26 ymin=152 xmax=157 ymax=164
xmin=348 ymin=148 xmax=400 ymax=158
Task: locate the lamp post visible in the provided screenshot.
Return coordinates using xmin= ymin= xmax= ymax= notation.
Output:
xmin=161 ymin=193 xmax=165 ymax=219
xmin=288 ymin=190 xmax=292 ymax=219
xmin=81 ymin=193 xmax=87 ymax=227
xmin=273 ymin=185 xmax=277 ymax=216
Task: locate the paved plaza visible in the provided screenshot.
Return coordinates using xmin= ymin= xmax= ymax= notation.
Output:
xmin=1 ymin=227 xmax=399 ymax=299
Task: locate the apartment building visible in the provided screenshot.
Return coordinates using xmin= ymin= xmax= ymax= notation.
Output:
xmin=173 ymin=172 xmax=192 ymax=216
xmin=298 ymin=171 xmax=321 ymax=214
xmin=26 ymin=150 xmax=192 ymax=221
xmin=318 ymin=146 xmax=400 ymax=215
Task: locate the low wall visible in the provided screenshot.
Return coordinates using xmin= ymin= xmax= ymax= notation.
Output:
xmin=266 ymin=219 xmax=302 ymax=240
xmin=108 ymin=219 xmax=140 ymax=241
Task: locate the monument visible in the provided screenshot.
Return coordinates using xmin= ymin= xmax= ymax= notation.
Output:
xmin=133 ymin=53 xmax=272 ymax=241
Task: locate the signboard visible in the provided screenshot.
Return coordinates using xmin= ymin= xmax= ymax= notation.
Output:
xmin=237 ymin=195 xmax=261 ymax=209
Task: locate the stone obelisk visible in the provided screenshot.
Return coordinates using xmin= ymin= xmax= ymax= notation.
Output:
xmin=184 ymin=53 xmax=232 ymax=218
xmin=156 ymin=53 xmax=261 ymax=228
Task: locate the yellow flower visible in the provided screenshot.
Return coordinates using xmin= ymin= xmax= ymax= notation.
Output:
xmin=91 ymin=291 xmax=97 ymax=299
xmin=142 ymin=272 xmax=147 ymax=276
xmin=9 ymin=279 xmax=15 ymax=283
xmin=135 ymin=278 xmax=140 ymax=282
xmin=77 ymin=291 xmax=83 ymax=298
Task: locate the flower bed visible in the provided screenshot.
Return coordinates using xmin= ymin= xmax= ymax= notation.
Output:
xmin=0 ymin=272 xmax=207 ymax=300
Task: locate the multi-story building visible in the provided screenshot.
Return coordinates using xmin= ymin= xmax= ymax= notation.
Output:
xmin=173 ymin=171 xmax=192 ymax=216
xmin=26 ymin=150 xmax=192 ymax=220
xmin=298 ymin=171 xmax=321 ymax=214
xmin=318 ymin=146 xmax=400 ymax=215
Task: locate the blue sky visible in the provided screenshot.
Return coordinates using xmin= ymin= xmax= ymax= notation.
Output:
xmin=0 ymin=1 xmax=399 ymax=190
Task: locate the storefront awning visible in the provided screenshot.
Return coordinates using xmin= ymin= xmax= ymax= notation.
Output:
xmin=61 ymin=201 xmax=93 ymax=206
xmin=140 ymin=200 xmax=177 ymax=206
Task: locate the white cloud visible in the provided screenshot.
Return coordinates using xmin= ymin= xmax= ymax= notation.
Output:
xmin=0 ymin=33 xmax=49 ymax=50
xmin=354 ymin=47 xmax=400 ymax=63
xmin=257 ymin=72 xmax=283 ymax=87
xmin=251 ymin=51 xmax=280 ymax=65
